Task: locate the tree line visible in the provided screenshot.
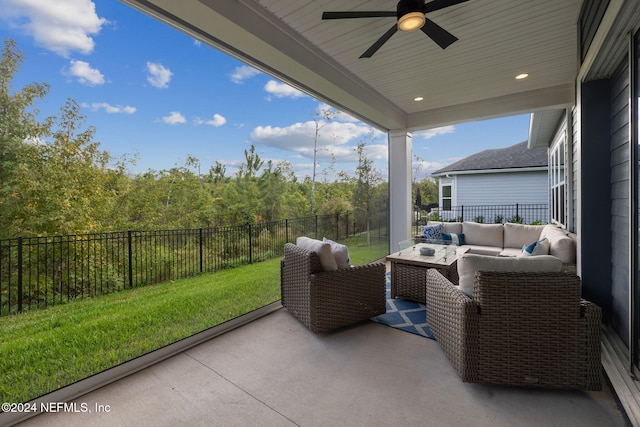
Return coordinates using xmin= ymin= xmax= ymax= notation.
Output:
xmin=0 ymin=39 xmax=395 ymax=240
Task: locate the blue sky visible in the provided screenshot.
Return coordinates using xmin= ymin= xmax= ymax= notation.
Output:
xmin=0 ymin=0 xmax=531 ymax=181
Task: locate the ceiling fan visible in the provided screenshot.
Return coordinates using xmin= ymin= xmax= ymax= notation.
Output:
xmin=322 ymin=0 xmax=470 ymax=58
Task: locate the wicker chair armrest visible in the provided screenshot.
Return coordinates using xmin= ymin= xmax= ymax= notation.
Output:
xmin=580 ymin=299 xmax=602 ymax=320
xmin=425 ymin=269 xmax=479 ymax=381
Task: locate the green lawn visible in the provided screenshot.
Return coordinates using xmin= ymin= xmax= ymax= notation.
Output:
xmin=0 ymin=259 xmax=281 ymax=404
xmin=0 ymin=239 xmax=388 ymax=404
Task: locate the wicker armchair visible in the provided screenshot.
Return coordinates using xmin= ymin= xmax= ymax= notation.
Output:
xmin=425 ymin=269 xmax=602 ymax=390
xmin=281 ymin=243 xmax=386 ymax=333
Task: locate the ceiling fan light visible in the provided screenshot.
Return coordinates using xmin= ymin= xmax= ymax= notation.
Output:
xmin=398 ymin=12 xmax=425 ymax=32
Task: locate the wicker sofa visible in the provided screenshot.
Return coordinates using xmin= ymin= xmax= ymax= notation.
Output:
xmin=425 ymin=268 xmax=602 ymax=390
xmin=280 ymin=242 xmax=386 ymax=333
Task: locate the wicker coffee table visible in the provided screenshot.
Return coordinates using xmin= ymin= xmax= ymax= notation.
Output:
xmin=386 ymin=243 xmax=469 ymax=303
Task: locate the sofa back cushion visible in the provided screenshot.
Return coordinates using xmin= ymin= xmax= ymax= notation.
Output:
xmin=503 ymin=223 xmax=545 ymax=249
xmin=296 ymin=237 xmax=338 ymax=271
xmin=540 ymin=225 xmax=576 ymax=264
xmin=457 ymin=253 xmax=563 ymax=296
xmin=462 ymin=222 xmax=503 ymax=248
xmin=428 ymin=221 xmax=462 ymax=234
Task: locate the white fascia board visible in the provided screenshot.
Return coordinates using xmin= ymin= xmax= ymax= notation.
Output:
xmin=407 ymin=84 xmax=574 ymax=131
xmin=431 ymin=167 xmax=548 ymax=177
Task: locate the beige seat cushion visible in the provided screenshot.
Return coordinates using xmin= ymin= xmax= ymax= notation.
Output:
xmin=499 ymin=247 xmax=524 ymax=257
xmin=464 ymin=245 xmax=502 ymax=256
xmin=456 ymin=253 xmax=563 ymax=296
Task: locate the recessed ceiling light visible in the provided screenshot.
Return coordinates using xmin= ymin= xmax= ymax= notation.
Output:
xmin=414 ymin=96 xmax=424 ymax=101
xmin=515 ymin=73 xmax=529 ymax=80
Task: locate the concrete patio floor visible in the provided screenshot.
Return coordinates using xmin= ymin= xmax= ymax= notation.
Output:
xmin=18 ymin=306 xmax=628 ymax=427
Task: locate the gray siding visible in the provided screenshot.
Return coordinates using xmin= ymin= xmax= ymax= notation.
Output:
xmin=572 ymin=106 xmax=578 ymax=232
xmin=456 ymin=171 xmax=549 ymax=205
xmin=610 ymin=60 xmax=630 ymax=342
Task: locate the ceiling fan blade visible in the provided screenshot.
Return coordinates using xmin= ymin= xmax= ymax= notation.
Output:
xmin=322 ymin=11 xmax=396 ymax=20
xmin=360 ymin=25 xmax=398 ymax=58
xmin=421 ymin=17 xmax=458 ymax=49
xmin=424 ymin=0 xmax=470 ymax=14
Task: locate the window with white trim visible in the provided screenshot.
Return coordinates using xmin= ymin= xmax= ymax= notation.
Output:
xmin=442 ymin=185 xmax=452 ymax=211
xmin=550 ymin=130 xmax=567 ymax=227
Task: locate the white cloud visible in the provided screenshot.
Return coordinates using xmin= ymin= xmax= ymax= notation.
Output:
xmin=413 ymin=125 xmax=456 ymax=140
xmin=82 ymin=102 xmax=136 ymax=114
xmin=66 ymin=60 xmax=104 ymax=86
xmin=264 ymin=80 xmax=305 ymax=99
xmin=228 ymin=65 xmax=260 ymax=84
xmin=0 ymin=0 xmax=107 ymax=57
xmin=250 ymin=120 xmax=379 ymax=162
xmin=161 ymin=111 xmax=186 ymax=125
xmin=194 ymin=114 xmax=227 ymax=127
xmin=146 ymin=62 xmax=172 ymax=89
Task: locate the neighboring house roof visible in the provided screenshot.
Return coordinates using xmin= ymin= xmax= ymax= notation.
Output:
xmin=431 ymin=141 xmax=548 ymax=176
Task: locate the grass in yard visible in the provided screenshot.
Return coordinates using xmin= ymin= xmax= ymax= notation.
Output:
xmin=0 ymin=259 xmax=281 ymax=404
xmin=344 ymin=236 xmax=388 ymax=265
xmin=0 ymin=240 xmax=387 ymax=404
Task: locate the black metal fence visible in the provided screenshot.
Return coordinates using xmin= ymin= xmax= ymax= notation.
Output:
xmin=0 ymin=212 xmax=384 ymax=316
xmin=414 ymin=203 xmax=549 ymax=234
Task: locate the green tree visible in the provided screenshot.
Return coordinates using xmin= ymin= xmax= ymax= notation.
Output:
xmin=0 ymin=39 xmax=52 ymax=236
xmin=14 ymin=99 xmax=117 ymax=235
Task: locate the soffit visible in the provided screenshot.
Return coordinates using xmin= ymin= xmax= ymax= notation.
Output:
xmin=122 ymin=0 xmax=582 ymax=131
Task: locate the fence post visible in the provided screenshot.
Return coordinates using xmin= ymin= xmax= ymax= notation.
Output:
xmin=199 ymin=228 xmax=204 ymax=273
xmin=285 ymin=219 xmax=289 ymax=243
xmin=516 ymin=203 xmax=519 ymax=221
xmin=461 ymin=205 xmax=464 ymax=222
xmin=127 ymin=230 xmax=133 ymax=289
xmin=346 ymin=212 xmax=349 ymax=237
xmin=315 ymin=215 xmax=318 ymax=240
xmin=17 ymin=237 xmax=23 ymax=313
xmin=248 ymin=223 xmax=253 ymax=264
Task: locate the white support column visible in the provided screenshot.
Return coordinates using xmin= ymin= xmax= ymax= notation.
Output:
xmin=388 ymin=130 xmax=412 ymax=253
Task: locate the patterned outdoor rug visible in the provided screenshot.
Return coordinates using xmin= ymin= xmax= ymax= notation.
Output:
xmin=371 ymin=274 xmax=435 ymax=340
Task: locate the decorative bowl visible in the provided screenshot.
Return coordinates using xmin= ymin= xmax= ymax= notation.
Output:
xmin=419 ymin=247 xmax=435 ymax=256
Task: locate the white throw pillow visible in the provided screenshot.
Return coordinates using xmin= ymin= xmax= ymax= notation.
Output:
xmin=296 ymin=236 xmax=338 ymax=271
xmin=520 ymin=238 xmax=550 ymax=257
xmin=323 ymin=237 xmax=351 ymax=269
xmin=456 ymin=253 xmax=562 ymax=296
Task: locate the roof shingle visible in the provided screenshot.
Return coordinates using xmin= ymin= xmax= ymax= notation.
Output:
xmin=432 ymin=141 xmax=548 ymax=175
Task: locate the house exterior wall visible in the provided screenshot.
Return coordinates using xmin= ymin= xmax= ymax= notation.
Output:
xmin=455 ymin=171 xmax=548 ymax=206
xmin=437 ymin=171 xmax=548 ymax=223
